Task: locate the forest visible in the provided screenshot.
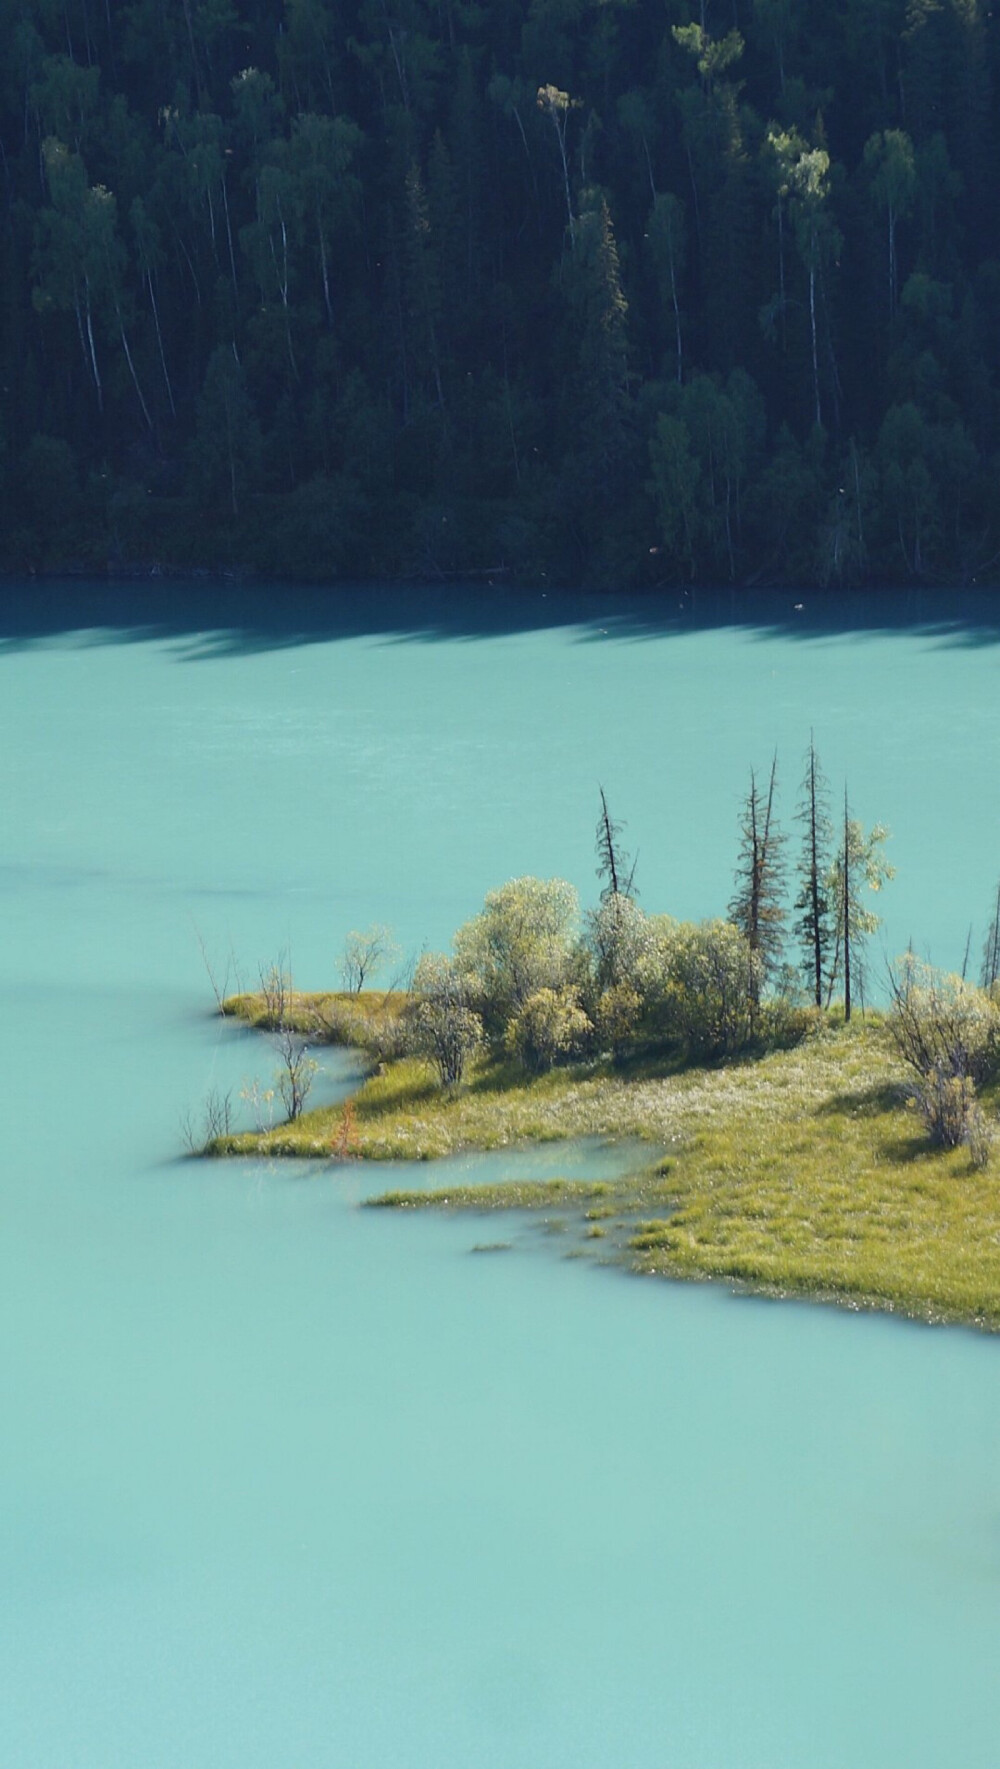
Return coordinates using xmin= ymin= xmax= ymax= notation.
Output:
xmin=1 ymin=0 xmax=999 ymax=588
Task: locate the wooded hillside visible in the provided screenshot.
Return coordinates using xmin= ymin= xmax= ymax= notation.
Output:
xmin=2 ymin=0 xmax=999 ymax=587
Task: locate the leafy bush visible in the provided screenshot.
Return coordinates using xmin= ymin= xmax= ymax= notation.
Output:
xmin=756 ymin=990 xmax=817 ymax=1050
xmin=594 ymin=983 xmax=642 ymax=1060
xmin=630 ymin=914 xmax=680 ymax=1017
xmin=406 ymin=953 xmax=483 ymax=1086
xmin=585 ymin=893 xmax=654 ymax=995
xmin=640 ymin=918 xmax=760 ymax=1057
xmin=453 ymin=877 xmax=579 ymax=1035
xmin=888 ymin=957 xmax=1000 ymax=1086
xmin=505 ymin=988 xmax=592 ymax=1073
xmin=888 ymin=957 xmax=1000 ymax=1152
xmin=967 ymin=1106 xmax=994 ymax=1171
xmin=911 ymin=1067 xmax=979 ymax=1150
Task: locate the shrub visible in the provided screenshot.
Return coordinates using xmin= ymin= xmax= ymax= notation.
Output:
xmin=756 ymin=991 xmax=817 ymax=1050
xmin=888 ymin=957 xmax=1000 ymax=1153
xmin=273 ymin=1024 xmax=318 ymax=1121
xmin=594 ymin=984 xmax=642 ymax=1060
xmin=887 ymin=956 xmax=1000 ymax=1087
xmin=257 ymin=959 xmax=293 ymax=1029
xmin=639 ymin=918 xmax=760 ymax=1058
xmin=585 ymin=894 xmax=653 ymax=994
xmin=967 ymin=1105 xmax=994 ymax=1171
xmin=453 ymin=876 xmax=579 ymax=1034
xmin=912 ymin=1066 xmax=978 ymax=1150
xmin=631 ymin=914 xmax=680 ymax=1018
xmin=671 ymin=920 xmax=760 ymax=1057
xmin=505 ymin=988 xmax=592 ymax=1073
xmin=406 ymin=953 xmax=483 ymax=1086
xmin=357 ymin=1010 xmax=412 ymax=1065
xmin=330 ymin=1099 xmax=359 ymax=1159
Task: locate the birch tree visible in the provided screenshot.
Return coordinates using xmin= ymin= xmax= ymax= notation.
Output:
xmin=826 ymin=795 xmax=894 ymax=1020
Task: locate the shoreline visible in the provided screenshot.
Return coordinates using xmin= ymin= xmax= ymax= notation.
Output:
xmin=208 ymin=991 xmax=1000 ymax=1334
xmin=3 ymin=566 xmax=1000 ymax=601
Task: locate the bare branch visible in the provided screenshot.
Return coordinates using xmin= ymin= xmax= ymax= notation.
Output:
xmin=339 ymin=923 xmax=398 ymax=993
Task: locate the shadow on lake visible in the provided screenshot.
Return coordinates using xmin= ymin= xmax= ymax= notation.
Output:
xmin=2 ymin=576 xmax=1000 ymax=660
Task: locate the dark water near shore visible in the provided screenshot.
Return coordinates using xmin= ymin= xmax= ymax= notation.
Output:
xmin=2 ymin=580 xmax=999 ymax=1767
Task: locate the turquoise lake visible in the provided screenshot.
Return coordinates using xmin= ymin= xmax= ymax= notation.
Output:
xmin=2 ymin=580 xmax=999 ymax=1767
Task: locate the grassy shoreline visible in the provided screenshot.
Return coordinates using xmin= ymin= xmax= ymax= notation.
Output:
xmin=213 ymin=991 xmax=1000 ymax=1332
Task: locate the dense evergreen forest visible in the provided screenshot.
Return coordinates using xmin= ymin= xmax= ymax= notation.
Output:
xmin=2 ymin=0 xmax=999 ymax=587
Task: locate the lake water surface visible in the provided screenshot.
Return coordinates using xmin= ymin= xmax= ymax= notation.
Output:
xmin=2 ymin=581 xmax=999 ymax=1767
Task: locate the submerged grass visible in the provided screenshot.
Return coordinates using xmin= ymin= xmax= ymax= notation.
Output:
xmin=214 ymin=993 xmax=1000 ymax=1331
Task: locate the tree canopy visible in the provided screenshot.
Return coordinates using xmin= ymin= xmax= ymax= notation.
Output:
xmin=3 ymin=0 xmax=1000 ymax=587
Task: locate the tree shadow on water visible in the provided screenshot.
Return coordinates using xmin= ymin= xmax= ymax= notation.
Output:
xmin=1 ymin=576 xmax=1000 ymax=660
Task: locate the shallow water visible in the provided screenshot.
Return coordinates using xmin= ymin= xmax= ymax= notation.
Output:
xmin=2 ymin=581 xmax=999 ymax=1767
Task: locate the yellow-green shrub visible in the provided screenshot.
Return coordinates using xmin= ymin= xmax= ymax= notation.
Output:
xmin=505 ymin=987 xmax=592 ymax=1073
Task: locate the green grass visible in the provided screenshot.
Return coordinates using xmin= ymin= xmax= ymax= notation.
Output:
xmin=213 ymin=992 xmax=1000 ymax=1330
xmin=222 ymin=988 xmax=407 ymax=1039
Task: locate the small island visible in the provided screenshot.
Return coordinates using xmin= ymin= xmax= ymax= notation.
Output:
xmin=200 ymin=769 xmax=1000 ymax=1332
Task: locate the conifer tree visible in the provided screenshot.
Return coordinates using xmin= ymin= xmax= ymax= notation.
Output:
xmin=567 ymin=189 xmax=630 ymax=505
xmin=191 ymin=345 xmax=262 ymax=516
xmin=793 ymin=737 xmax=833 ymax=1008
xmin=729 ymin=755 xmax=786 ymax=1013
xmin=595 ymin=787 xmax=637 ymax=902
xmin=7 ymin=0 xmax=1000 ymax=583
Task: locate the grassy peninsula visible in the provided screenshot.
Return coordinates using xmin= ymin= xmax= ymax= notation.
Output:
xmin=200 ymin=801 xmax=1000 ymax=1333
xmin=212 ymin=988 xmax=1000 ymax=1332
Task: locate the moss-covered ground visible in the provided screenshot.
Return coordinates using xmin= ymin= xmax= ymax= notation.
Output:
xmin=213 ymin=992 xmax=1000 ymax=1331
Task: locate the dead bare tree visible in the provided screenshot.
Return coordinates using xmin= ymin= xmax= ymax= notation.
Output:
xmin=842 ymin=788 xmax=852 ymax=1021
xmin=595 ymin=786 xmax=638 ymax=901
xmin=192 ymin=921 xmax=243 ymax=1012
xmin=729 ymin=754 xmax=786 ymax=1015
xmin=258 ymin=954 xmax=292 ymax=1028
xmin=179 ymin=1086 xmax=234 ymax=1154
xmin=982 ymin=877 xmax=1000 ymax=991
xmin=272 ymin=1023 xmax=318 ymax=1121
xmin=240 ymin=1075 xmax=277 ymax=1133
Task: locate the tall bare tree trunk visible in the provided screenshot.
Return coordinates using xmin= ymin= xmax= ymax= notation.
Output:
xmin=843 ymin=787 xmax=852 ymax=1023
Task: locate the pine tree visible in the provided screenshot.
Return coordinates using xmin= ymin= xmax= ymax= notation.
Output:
xmin=595 ymin=787 xmax=637 ymax=902
xmin=793 ymin=737 xmax=833 ymax=1008
xmin=564 ymin=188 xmax=631 ymax=511
xmin=191 ymin=345 xmax=262 ymax=516
xmin=729 ymin=755 xmax=786 ymax=1012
